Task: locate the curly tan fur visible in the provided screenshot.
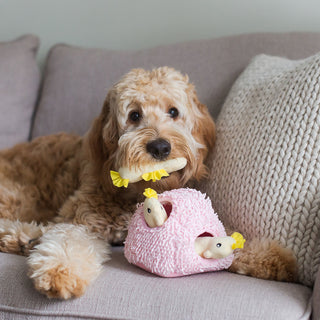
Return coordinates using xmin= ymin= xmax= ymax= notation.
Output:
xmin=0 ymin=67 xmax=296 ymax=299
xmin=229 ymin=238 xmax=297 ymax=282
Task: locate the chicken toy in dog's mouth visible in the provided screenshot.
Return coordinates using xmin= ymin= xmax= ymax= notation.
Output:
xmin=110 ymin=157 xmax=187 ymax=188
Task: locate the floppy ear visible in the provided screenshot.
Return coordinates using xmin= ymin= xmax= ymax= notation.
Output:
xmin=87 ymin=91 xmax=119 ymax=168
xmin=192 ymin=97 xmax=216 ymax=150
xmin=190 ymin=91 xmax=216 ymax=180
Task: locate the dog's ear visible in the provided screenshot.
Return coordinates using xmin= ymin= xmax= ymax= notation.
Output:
xmin=192 ymin=96 xmax=216 ymax=149
xmin=190 ymin=90 xmax=216 ymax=180
xmin=87 ymin=91 xmax=119 ymax=167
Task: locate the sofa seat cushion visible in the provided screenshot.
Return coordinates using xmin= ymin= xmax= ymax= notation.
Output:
xmin=0 ymin=248 xmax=312 ymax=320
xmin=32 ymin=32 xmax=320 ymax=138
xmin=0 ymin=35 xmax=40 ymax=149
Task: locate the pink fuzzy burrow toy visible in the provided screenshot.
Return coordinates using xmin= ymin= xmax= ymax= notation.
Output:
xmin=124 ymin=188 xmax=244 ymax=277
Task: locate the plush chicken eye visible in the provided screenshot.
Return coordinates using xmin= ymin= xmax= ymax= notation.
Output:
xmin=129 ymin=111 xmax=141 ymax=122
xmin=168 ymin=107 xmax=179 ymax=119
xmin=147 ymin=208 xmax=151 ymax=214
xmin=216 ymin=243 xmax=222 ymax=248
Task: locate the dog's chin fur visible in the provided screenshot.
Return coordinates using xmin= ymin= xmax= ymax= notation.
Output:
xmin=0 ymin=67 xmax=297 ymax=299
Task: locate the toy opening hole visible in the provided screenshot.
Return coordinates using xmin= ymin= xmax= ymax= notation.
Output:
xmin=198 ymin=232 xmax=213 ymax=238
xmin=162 ymin=201 xmax=172 ymax=218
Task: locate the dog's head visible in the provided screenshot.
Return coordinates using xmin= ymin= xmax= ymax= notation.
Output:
xmin=87 ymin=67 xmax=215 ymax=195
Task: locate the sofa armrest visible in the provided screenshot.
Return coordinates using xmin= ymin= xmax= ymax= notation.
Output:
xmin=313 ymin=266 xmax=320 ymax=320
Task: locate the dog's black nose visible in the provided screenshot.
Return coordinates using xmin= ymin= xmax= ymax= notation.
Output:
xmin=146 ymin=138 xmax=171 ymax=160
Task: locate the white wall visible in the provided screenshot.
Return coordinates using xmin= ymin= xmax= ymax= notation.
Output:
xmin=1 ymin=0 xmax=320 ymax=66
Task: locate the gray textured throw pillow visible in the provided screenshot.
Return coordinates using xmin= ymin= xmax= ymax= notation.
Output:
xmin=0 ymin=35 xmax=40 ymax=149
xmin=199 ymin=53 xmax=320 ymax=286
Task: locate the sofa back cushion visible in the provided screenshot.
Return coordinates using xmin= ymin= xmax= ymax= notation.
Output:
xmin=0 ymin=35 xmax=40 ymax=148
xmin=32 ymin=32 xmax=320 ymax=138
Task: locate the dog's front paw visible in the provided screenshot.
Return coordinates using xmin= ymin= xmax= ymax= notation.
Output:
xmin=0 ymin=219 xmax=43 ymax=255
xmin=108 ymin=229 xmax=127 ymax=245
xmin=27 ymin=223 xmax=110 ymax=299
xmin=229 ymin=238 xmax=297 ymax=282
xmin=29 ymin=265 xmax=88 ymax=299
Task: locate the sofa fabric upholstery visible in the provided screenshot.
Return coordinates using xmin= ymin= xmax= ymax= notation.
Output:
xmin=0 ymin=35 xmax=40 ymax=149
xmin=32 ymin=32 xmax=320 ymax=139
xmin=0 ymin=248 xmax=312 ymax=320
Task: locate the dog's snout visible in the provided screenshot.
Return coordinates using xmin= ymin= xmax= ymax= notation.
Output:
xmin=146 ymin=139 xmax=171 ymax=160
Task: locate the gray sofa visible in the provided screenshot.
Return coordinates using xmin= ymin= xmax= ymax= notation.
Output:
xmin=0 ymin=33 xmax=319 ymax=320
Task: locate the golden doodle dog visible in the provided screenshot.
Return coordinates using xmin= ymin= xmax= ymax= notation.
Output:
xmin=0 ymin=67 xmax=296 ymax=299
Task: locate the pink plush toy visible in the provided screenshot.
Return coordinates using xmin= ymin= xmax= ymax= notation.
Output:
xmin=124 ymin=188 xmax=245 ymax=277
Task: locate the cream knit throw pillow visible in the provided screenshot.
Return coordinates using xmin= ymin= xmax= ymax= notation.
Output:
xmin=201 ymin=53 xmax=320 ymax=286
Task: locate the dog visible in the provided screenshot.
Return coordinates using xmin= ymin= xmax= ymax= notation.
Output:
xmin=0 ymin=67 xmax=297 ymax=299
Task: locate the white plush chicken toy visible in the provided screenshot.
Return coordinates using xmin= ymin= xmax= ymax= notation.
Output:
xmin=142 ymin=188 xmax=168 ymax=228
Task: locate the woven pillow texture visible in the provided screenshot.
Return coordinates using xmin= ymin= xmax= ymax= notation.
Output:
xmin=200 ymin=53 xmax=320 ymax=286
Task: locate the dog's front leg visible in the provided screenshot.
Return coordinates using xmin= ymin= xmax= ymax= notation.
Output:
xmin=27 ymin=223 xmax=110 ymax=299
xmin=54 ymin=189 xmax=134 ymax=245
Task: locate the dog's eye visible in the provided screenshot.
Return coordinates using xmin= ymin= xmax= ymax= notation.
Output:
xmin=168 ymin=107 xmax=179 ymax=119
xmin=129 ymin=111 xmax=142 ymax=123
